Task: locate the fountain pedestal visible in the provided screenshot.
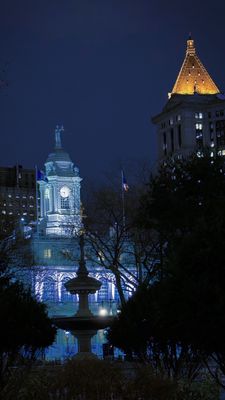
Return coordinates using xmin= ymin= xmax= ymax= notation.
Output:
xmin=52 ymin=235 xmax=114 ymax=358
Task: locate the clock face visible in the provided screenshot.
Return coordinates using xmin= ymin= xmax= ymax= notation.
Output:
xmin=60 ymin=185 xmax=70 ymax=198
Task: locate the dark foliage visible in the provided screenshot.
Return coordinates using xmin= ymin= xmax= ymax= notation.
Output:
xmin=109 ymin=154 xmax=225 ymax=384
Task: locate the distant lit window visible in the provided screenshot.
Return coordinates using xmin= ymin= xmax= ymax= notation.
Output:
xmin=169 ymin=118 xmax=173 ymax=125
xmin=8 ymin=194 xmax=12 ymax=198
xmin=195 ymin=112 xmax=203 ymax=119
xmin=44 ymin=249 xmax=51 ymax=259
xmin=2 ymin=210 xmax=6 ymax=215
xmin=195 ymin=123 xmax=203 ymax=131
xmin=29 ymin=205 xmax=34 ymax=208
xmin=9 ymin=212 xmax=13 ymax=215
xmin=196 ymin=123 xmax=203 ymax=148
xmin=23 ymin=212 xmax=27 ymax=215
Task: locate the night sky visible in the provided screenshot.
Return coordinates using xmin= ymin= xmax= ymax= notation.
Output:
xmin=1 ymin=0 xmax=225 ymax=184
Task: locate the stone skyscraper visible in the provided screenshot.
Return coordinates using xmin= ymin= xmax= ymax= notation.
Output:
xmin=152 ymin=37 xmax=225 ymax=162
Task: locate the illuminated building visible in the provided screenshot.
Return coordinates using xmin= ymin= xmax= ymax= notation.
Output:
xmin=152 ymin=36 xmax=225 ymax=161
xmin=0 ymin=165 xmax=36 ymax=226
xmin=31 ymin=126 xmax=126 ymax=359
xmin=38 ymin=125 xmax=82 ymax=237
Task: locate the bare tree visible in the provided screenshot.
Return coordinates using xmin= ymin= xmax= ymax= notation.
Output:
xmin=84 ymin=181 xmax=159 ymax=305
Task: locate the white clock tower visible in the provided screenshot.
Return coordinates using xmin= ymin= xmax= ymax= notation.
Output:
xmin=38 ymin=126 xmax=82 ymax=237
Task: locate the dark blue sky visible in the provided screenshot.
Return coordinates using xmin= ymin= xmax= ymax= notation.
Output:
xmin=1 ymin=0 xmax=225 ymax=183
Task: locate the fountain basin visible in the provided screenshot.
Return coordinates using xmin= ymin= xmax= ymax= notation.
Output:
xmin=52 ymin=315 xmax=114 ymax=331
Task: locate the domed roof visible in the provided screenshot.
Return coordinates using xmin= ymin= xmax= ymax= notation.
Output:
xmin=46 ymin=147 xmax=72 ymax=163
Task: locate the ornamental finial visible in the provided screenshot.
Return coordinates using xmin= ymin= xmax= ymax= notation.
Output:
xmin=55 ymin=125 xmax=64 ymax=149
xmin=186 ymin=35 xmax=195 ymax=55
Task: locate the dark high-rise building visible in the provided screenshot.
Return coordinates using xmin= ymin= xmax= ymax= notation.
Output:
xmin=0 ymin=165 xmax=36 ymax=229
xmin=152 ymin=37 xmax=225 ymax=162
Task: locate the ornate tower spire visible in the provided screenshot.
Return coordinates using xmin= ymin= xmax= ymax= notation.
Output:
xmin=171 ymin=37 xmax=220 ymax=96
xmin=55 ymin=125 xmax=64 ymax=149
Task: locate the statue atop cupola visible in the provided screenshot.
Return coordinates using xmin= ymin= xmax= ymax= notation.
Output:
xmin=55 ymin=125 xmax=64 ymax=149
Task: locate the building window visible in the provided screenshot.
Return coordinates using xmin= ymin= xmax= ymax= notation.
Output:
xmin=195 ymin=112 xmax=203 ymax=119
xmin=195 ymin=123 xmax=203 ymax=148
xmin=216 ymin=120 xmax=225 ymax=148
xmin=178 ymin=125 xmax=182 ymax=148
xmin=169 ymin=118 xmax=173 ymax=126
xmin=44 ymin=249 xmax=52 ymax=259
xmin=61 ymin=197 xmax=69 ymax=209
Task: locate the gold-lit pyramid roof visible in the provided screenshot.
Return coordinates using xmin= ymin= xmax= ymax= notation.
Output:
xmin=171 ymin=37 xmax=220 ymax=96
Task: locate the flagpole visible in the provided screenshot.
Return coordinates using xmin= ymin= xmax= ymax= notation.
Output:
xmin=35 ymin=165 xmax=39 ymax=236
xmin=121 ymin=170 xmax=126 ymax=229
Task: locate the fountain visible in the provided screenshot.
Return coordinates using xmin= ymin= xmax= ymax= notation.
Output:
xmin=52 ymin=234 xmax=114 ymax=359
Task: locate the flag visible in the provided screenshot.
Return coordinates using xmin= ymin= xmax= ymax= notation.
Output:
xmin=37 ymin=169 xmax=48 ymax=182
xmin=121 ymin=170 xmax=129 ymax=192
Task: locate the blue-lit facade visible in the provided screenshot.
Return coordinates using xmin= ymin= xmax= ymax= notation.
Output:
xmin=30 ymin=127 xmax=132 ymax=359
